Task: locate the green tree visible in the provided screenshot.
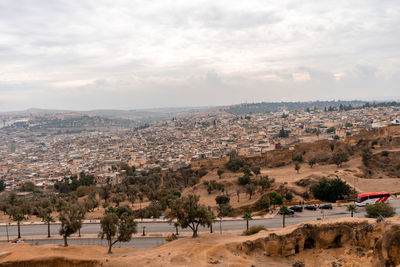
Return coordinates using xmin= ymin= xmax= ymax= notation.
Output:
xmin=293 ymin=154 xmax=303 ymax=163
xmin=278 ymin=127 xmax=290 ymax=138
xmin=251 ymin=166 xmax=261 ymax=177
xmin=243 ymin=211 xmax=252 ymax=231
xmin=332 ymin=151 xmax=349 ymax=167
xmin=226 ymin=157 xmax=244 ymax=172
xmin=295 ymin=163 xmax=301 ymax=174
xmin=84 ymin=194 xmax=99 ymax=212
xmin=327 ymin=127 xmax=336 ymax=134
xmin=365 ymin=203 xmax=395 ymax=218
xmin=217 ymin=169 xmax=224 ymax=179
xmin=347 ymin=204 xmax=357 ymax=217
xmin=312 ymin=178 xmax=351 ymax=202
xmin=20 ymin=181 xmax=35 ymax=192
xmin=13 ymin=214 xmax=24 ymax=239
xmin=99 ymin=207 xmax=137 ymax=254
xmin=258 ymin=176 xmax=271 ymax=190
xmin=279 ymin=206 xmax=291 ymax=228
xmin=245 ymin=183 xmax=256 ymax=199
xmin=111 ymin=193 xmax=126 ymax=207
xmin=59 ymin=203 xmax=83 ymax=247
xmin=99 ymin=185 xmax=112 ymax=202
xmin=242 ymin=166 xmax=252 ymax=176
xmin=361 ymin=147 xmax=372 ymax=167
xmin=0 ymin=179 xmax=6 ymax=192
xmin=269 ymin=191 xmax=283 ymax=207
xmin=167 ymin=195 xmax=212 ymax=238
xmin=308 ymin=158 xmax=316 ymax=168
xmin=43 ymin=215 xmax=55 ymax=238
xmin=238 ymin=175 xmax=250 ymax=186
xmin=284 ymin=192 xmax=293 ymax=201
xmin=215 ymin=195 xmax=230 ymax=205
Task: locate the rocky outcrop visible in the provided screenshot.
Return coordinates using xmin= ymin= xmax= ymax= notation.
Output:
xmin=374 ymin=224 xmax=400 ymax=266
xmin=236 ymin=217 xmax=400 ymax=267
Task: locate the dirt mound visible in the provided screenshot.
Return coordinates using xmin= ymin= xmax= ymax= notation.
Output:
xmin=0 ymin=257 xmax=100 ymax=267
xmin=1 ymin=218 xmax=400 ymax=266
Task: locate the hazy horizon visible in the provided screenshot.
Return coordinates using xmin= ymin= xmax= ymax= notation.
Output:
xmin=1 ymin=0 xmax=400 ymax=112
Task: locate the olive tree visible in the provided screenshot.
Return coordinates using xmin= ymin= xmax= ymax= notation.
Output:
xmin=167 ymin=195 xmax=212 ymax=238
xmin=99 ymin=207 xmax=137 ymax=253
xmin=59 ymin=203 xmax=83 ymax=247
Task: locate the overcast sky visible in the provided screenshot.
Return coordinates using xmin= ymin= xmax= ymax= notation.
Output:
xmin=0 ymin=0 xmax=399 ymax=111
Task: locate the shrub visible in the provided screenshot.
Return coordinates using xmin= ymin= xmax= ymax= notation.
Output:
xmin=238 ymin=175 xmax=250 ymax=186
xmin=312 ymin=178 xmax=351 ymax=202
xmin=243 ymin=225 xmax=266 ymax=235
xmin=284 ymin=192 xmax=293 ymax=201
xmin=258 ymin=176 xmax=271 ymax=190
xmin=362 ymin=147 xmax=372 ymax=167
xmin=269 ymin=191 xmax=283 ymax=205
xmin=226 ymin=158 xmax=244 ymax=172
xmin=381 ymin=151 xmax=389 ymax=157
xmin=215 ymin=195 xmax=230 ymax=205
xmin=276 ymin=162 xmax=286 ymax=168
xmin=332 ymin=151 xmax=349 ymax=167
xmin=327 ymin=127 xmax=336 ymax=134
xmin=365 ymin=202 xmax=395 ymax=218
xmin=293 ymin=154 xmax=303 ymax=163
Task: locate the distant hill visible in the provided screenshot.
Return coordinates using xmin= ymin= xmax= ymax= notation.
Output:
xmin=222 ymin=100 xmax=368 ymax=114
xmin=1 ymin=106 xmax=212 ymax=123
xmin=3 ymin=100 xmax=399 ymax=121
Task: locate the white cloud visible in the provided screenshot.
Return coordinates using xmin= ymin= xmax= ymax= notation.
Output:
xmin=0 ymin=0 xmax=400 ymax=111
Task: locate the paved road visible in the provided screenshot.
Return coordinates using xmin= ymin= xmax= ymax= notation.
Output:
xmin=1 ymin=199 xmax=399 ymax=241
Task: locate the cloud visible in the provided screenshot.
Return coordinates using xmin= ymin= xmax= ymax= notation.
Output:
xmin=0 ymin=0 xmax=400 ymax=111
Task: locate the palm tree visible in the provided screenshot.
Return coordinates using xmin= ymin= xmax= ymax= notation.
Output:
xmin=173 ymin=222 xmax=180 ymax=235
xmin=347 ymin=204 xmax=357 ymax=217
xmin=279 ymin=206 xmax=291 ymax=228
xmin=13 ymin=214 xmax=24 ymax=239
xmin=243 ymin=211 xmax=252 ymax=231
xmin=43 ymin=215 xmax=55 ymax=238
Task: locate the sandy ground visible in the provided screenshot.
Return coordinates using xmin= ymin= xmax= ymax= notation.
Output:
xmin=0 ymin=217 xmax=387 ymax=267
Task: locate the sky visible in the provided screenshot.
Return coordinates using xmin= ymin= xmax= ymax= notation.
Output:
xmin=0 ymin=0 xmax=399 ymax=111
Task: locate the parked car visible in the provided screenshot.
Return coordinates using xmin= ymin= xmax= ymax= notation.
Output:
xmin=279 ymin=209 xmax=294 ymax=215
xmin=289 ymin=205 xmax=303 ymax=212
xmin=304 ymin=205 xmax=317 ymax=211
xmin=319 ymin=204 xmax=333 ymax=210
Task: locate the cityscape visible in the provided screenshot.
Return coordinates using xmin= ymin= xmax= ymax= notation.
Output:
xmin=1 ymin=1 xmax=400 ymax=266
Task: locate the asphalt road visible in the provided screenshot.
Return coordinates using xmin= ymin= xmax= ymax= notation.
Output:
xmin=2 ymin=199 xmax=399 ymax=243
